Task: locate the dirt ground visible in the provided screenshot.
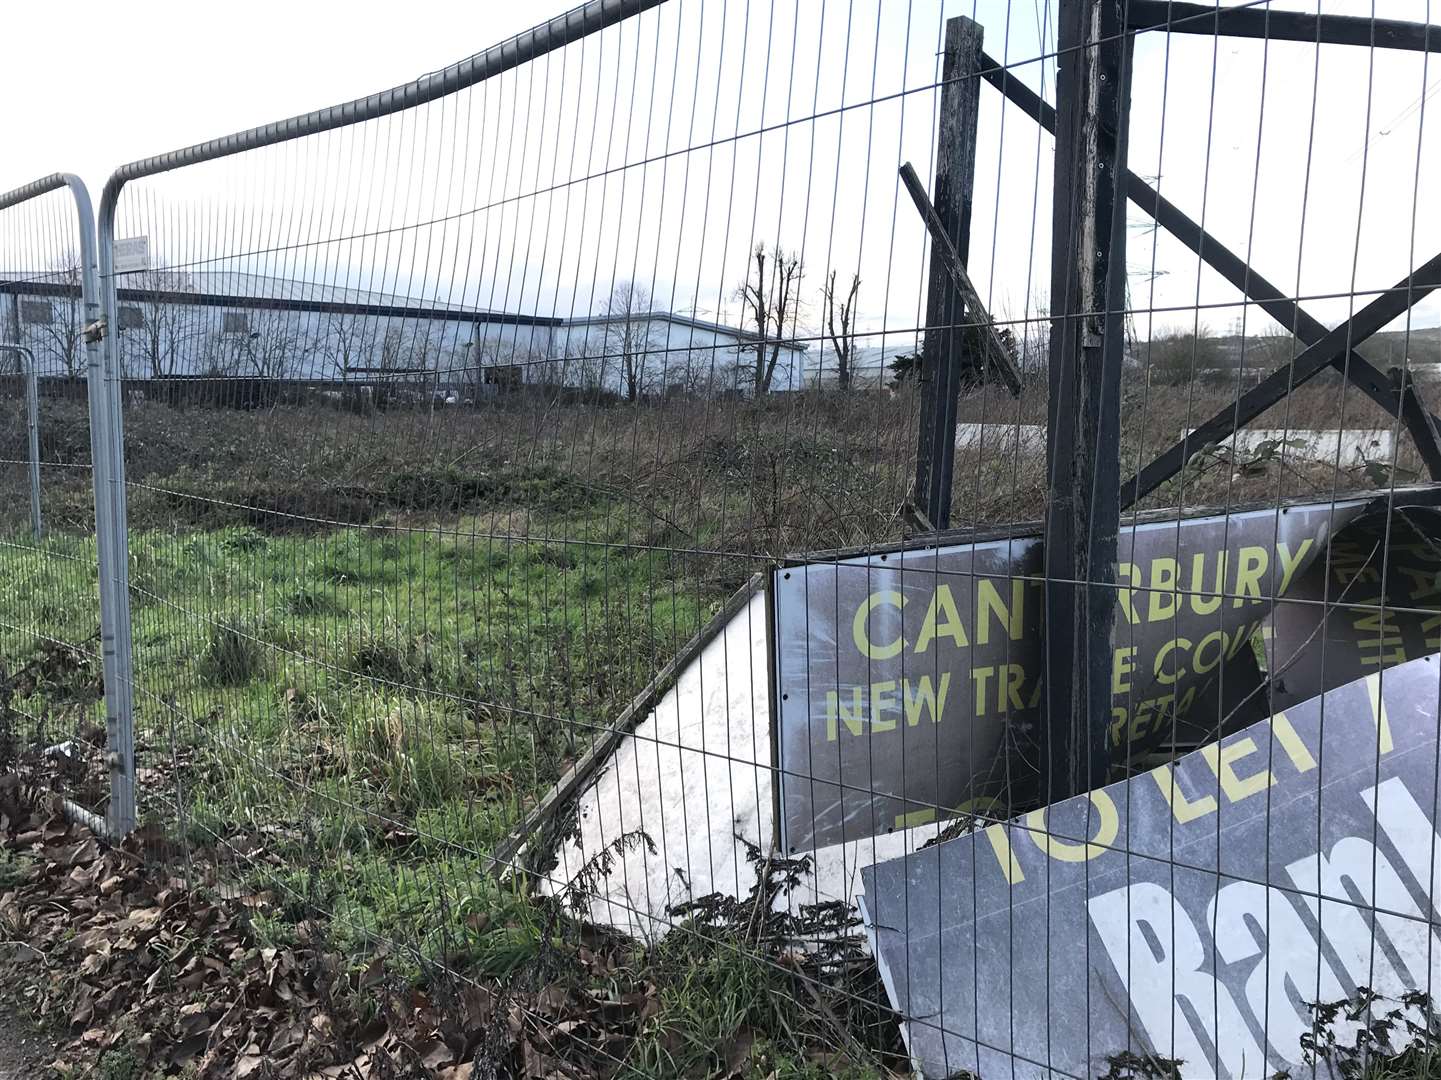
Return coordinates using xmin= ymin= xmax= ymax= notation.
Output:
xmin=0 ymin=1008 xmax=46 ymax=1079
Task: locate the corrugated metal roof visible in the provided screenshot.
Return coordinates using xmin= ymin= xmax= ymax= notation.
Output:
xmin=0 ymin=269 xmax=798 ymax=346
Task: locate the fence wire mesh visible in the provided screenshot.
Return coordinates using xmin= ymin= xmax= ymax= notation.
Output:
xmin=3 ymin=0 xmax=1441 ymax=1075
xmin=0 ymin=185 xmax=110 ymax=825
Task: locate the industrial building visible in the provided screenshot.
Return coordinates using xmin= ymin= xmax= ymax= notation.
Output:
xmin=0 ymin=268 xmax=809 ymax=399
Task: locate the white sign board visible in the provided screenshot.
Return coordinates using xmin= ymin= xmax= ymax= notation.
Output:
xmin=112 ymin=236 xmax=150 ymax=274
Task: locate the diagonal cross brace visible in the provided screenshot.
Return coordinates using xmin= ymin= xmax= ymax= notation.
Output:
xmin=975 ymin=55 xmax=1441 ymax=484
xmin=1127 ymin=0 xmax=1441 ymax=53
xmin=899 ymin=161 xmax=1023 ymax=395
xmin=1120 ymin=250 xmax=1441 ymax=506
xmin=1121 ymin=180 xmax=1441 ymax=485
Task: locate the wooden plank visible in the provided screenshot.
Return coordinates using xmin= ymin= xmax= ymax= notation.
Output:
xmin=913 ymin=16 xmax=987 ymax=531
xmin=900 ymin=164 xmax=1021 ymax=398
xmin=1128 ymin=0 xmax=1441 ymax=52
xmin=974 ymin=55 xmax=1441 ymax=491
xmin=1121 ymin=250 xmax=1441 ymax=506
xmin=1396 ymin=367 xmax=1441 ymax=481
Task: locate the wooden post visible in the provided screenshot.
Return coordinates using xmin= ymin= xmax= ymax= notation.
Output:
xmin=974 ymin=57 xmax=1441 ymax=457
xmin=1043 ymin=0 xmax=1132 ymax=801
xmin=914 ymin=16 xmax=983 ymax=531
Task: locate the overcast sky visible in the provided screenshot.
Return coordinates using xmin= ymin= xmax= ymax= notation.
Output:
xmin=0 ymin=2 xmax=576 ymax=199
xmin=2 ymin=0 xmax=1437 ymax=349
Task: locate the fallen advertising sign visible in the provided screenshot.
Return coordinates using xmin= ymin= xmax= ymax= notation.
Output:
xmin=771 ymin=502 xmax=1346 ymax=852
xmin=859 ymin=654 xmax=1441 ymax=1079
xmin=771 ymin=496 xmax=1441 ymax=853
xmin=1266 ymin=506 xmax=1441 ymax=708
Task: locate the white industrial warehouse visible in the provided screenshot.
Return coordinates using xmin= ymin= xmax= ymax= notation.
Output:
xmin=0 ymin=268 xmax=812 ymax=398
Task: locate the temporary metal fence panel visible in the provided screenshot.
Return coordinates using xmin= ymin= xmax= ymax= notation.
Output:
xmin=0 ymin=344 xmax=42 ymax=540
xmin=0 ymin=174 xmax=133 ymax=839
xmin=1 ymin=0 xmax=1432 ymax=1075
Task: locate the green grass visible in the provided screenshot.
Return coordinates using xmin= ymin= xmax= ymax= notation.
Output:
xmin=2 ymin=511 xmax=714 ymax=958
xmin=0 ymin=399 xmax=931 ymax=1075
xmin=0 ymin=848 xmax=26 ymax=891
xmin=0 ymin=505 xmax=912 ymax=1075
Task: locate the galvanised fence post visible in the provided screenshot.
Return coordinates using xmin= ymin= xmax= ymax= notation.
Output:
xmin=0 ymin=173 xmax=134 ymax=838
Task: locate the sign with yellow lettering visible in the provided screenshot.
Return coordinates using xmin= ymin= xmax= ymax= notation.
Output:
xmin=772 ymin=501 xmax=1373 ymax=852
xmin=1267 ymin=507 xmax=1441 ymax=708
xmin=859 ymin=654 xmax=1441 ymax=1078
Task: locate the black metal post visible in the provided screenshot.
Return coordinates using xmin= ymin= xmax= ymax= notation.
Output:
xmin=1043 ymin=0 xmax=1132 ymax=801
xmin=914 ymin=16 xmax=983 ymax=531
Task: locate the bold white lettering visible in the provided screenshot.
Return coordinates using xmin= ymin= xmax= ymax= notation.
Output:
xmin=1089 ymin=881 xmax=1266 ymax=1077
xmin=1365 ymin=777 xmax=1441 ymax=921
xmin=1286 ymin=837 xmax=1436 ymax=1000
xmin=1210 ymin=880 xmax=1349 ymax=1063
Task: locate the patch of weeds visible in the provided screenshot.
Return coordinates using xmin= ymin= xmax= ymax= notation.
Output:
xmin=1302 ymin=988 xmax=1441 ymax=1079
xmin=284 ymin=585 xmax=339 ymax=616
xmin=619 ymin=936 xmax=774 ymax=1078
xmin=413 ymin=801 xmax=500 ymax=856
xmin=0 ymin=848 xmax=26 ymax=890
xmin=219 ymin=529 xmax=268 ymax=553
xmin=384 ymin=462 xmax=593 ymax=514
xmin=607 ymin=841 xmax=899 ymax=1080
xmin=318 ymin=562 xmax=359 ymax=585
xmin=336 ymin=695 xmax=467 ymax=812
xmin=313 ymin=811 xmax=371 ymax=853
xmin=468 ymin=922 xmax=546 ymax=979
xmin=247 ymin=910 xmax=299 ymax=950
xmin=534 ymin=543 xmax=576 ymax=570
xmin=344 ymin=624 xmax=441 ymax=688
xmin=1100 ymin=1050 xmax=1183 ymax=1079
xmin=1097 ymin=990 xmax=1441 ymax=1079
xmin=280 ymin=684 xmax=331 ymax=726
xmin=97 ymin=1046 xmax=142 ymax=1080
xmin=385 ymin=467 xmax=489 ymax=511
xmin=177 ymin=792 xmax=230 ymax=851
xmin=197 ymin=621 xmax=266 ymax=686
xmin=324 ymin=853 xmax=523 ymax=978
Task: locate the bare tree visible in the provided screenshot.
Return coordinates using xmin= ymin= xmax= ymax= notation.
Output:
xmin=240 ymin=310 xmax=302 ymax=379
xmin=379 ymin=327 xmax=409 ymax=373
xmin=407 ymin=324 xmax=441 ymax=380
xmin=128 ymin=266 xmax=204 ymax=379
xmin=671 ymin=347 xmax=718 ymax=397
xmin=531 ymin=334 xmax=573 ymax=391
xmin=29 ymin=256 xmax=84 ymax=378
xmin=602 ymin=282 xmax=658 ymax=402
xmin=1144 ymin=326 xmax=1224 ymax=387
xmin=325 ymin=312 xmax=377 ymax=378
xmin=1243 ymin=326 xmax=1302 ymax=373
xmin=821 ymin=270 xmax=860 ymax=391
xmin=735 ymin=243 xmax=803 ymax=395
xmin=556 ymin=330 xmax=606 ymax=395
xmin=199 ymin=331 xmax=244 ymax=379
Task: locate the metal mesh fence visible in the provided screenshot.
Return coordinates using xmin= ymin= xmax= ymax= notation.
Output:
xmin=0 ymin=183 xmax=110 ymax=824
xmin=106 ymin=0 xmax=934 ymax=942
xmin=4 ymin=0 xmax=1441 ymax=1074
